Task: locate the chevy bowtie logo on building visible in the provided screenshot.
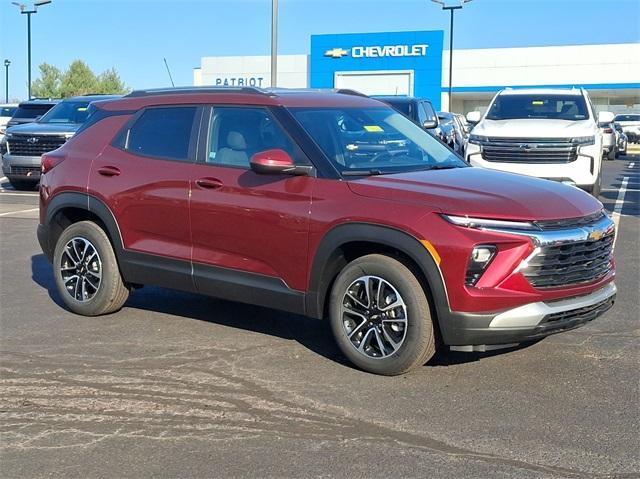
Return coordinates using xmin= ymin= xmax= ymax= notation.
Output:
xmin=324 ymin=48 xmax=349 ymax=59
xmin=324 ymin=44 xmax=429 ymax=59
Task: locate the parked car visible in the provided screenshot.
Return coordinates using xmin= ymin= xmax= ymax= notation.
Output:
xmin=613 ymin=113 xmax=640 ymax=143
xmin=599 ymin=122 xmax=616 ymax=161
xmin=0 ymin=103 xmax=18 ymax=141
xmin=6 ymin=99 xmax=59 ymax=128
xmin=374 ymin=96 xmax=442 ymax=140
xmin=1 ymin=95 xmax=119 ymax=190
xmin=465 ymin=88 xmax=613 ymax=197
xmin=438 ymin=111 xmax=466 ymax=154
xmin=614 ymin=123 xmax=627 ymax=157
xmin=37 ymin=87 xmax=616 ymax=375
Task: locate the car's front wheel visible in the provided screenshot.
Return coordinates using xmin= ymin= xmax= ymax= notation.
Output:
xmin=53 ymin=221 xmax=129 ymax=316
xmin=329 ymin=254 xmax=436 ymax=375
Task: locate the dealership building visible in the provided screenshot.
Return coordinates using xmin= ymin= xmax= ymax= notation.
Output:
xmin=193 ymin=30 xmax=640 ymax=114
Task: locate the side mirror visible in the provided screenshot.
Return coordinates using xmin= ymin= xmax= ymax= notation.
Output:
xmin=250 ymin=149 xmax=312 ymax=176
xmin=597 ymin=111 xmax=614 ymax=124
xmin=422 ymin=120 xmax=438 ymax=130
xmin=466 ymin=111 xmax=481 ymax=123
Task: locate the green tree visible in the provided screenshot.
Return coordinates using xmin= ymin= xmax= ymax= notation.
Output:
xmin=96 ymin=68 xmax=128 ymax=95
xmin=59 ymin=60 xmax=98 ymax=97
xmin=31 ymin=63 xmax=62 ymax=98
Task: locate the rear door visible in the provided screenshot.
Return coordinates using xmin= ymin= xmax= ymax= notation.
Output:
xmin=188 ymin=105 xmax=314 ymax=307
xmin=89 ymin=106 xmax=200 ymax=264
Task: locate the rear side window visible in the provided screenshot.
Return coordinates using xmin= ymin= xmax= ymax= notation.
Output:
xmin=12 ymin=104 xmax=55 ymax=119
xmin=126 ymin=107 xmax=197 ymax=161
xmin=1 ymin=106 xmax=17 ymax=117
xmin=420 ymin=101 xmax=438 ymax=124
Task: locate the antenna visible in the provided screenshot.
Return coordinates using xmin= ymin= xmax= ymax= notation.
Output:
xmin=163 ymin=58 xmax=175 ymax=87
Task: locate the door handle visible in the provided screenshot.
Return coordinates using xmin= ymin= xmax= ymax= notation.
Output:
xmin=196 ymin=178 xmax=223 ymax=190
xmin=97 ymin=166 xmax=121 ymax=177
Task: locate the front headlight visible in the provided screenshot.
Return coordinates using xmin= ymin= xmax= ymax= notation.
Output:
xmin=571 ymin=135 xmax=595 ymax=146
xmin=468 ymin=134 xmax=489 ymax=145
xmin=441 ymin=214 xmax=539 ymax=231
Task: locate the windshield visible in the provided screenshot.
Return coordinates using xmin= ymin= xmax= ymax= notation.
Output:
xmin=38 ymin=101 xmax=91 ymax=124
xmin=486 ymin=94 xmax=589 ymax=121
xmin=12 ymin=104 xmax=55 ymax=119
xmin=290 ymin=107 xmax=465 ymax=175
xmin=1 ymin=106 xmax=17 ymax=118
xmin=614 ymin=114 xmax=640 ymax=122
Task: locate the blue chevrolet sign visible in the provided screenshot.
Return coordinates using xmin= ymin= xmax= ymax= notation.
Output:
xmin=310 ymin=31 xmax=444 ymax=109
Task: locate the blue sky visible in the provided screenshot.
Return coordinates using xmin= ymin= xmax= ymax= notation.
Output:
xmin=1 ymin=0 xmax=639 ymax=100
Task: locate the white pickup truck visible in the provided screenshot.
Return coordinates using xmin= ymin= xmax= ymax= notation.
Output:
xmin=465 ymin=88 xmax=614 ymax=197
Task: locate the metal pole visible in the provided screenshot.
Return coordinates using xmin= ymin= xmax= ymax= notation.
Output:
xmin=270 ymin=0 xmax=278 ymax=88
xmin=27 ymin=12 xmax=32 ymax=99
xmin=5 ymin=63 xmax=9 ymax=103
xmin=448 ymin=7 xmax=454 ymax=112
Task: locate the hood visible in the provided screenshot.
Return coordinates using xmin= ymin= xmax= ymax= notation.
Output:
xmin=347 ymin=167 xmax=602 ymax=221
xmin=473 ymin=118 xmax=594 ymax=138
xmin=6 ymin=122 xmax=81 ymax=136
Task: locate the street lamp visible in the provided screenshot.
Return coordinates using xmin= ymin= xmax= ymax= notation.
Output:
xmin=11 ymin=0 xmax=52 ymax=100
xmin=4 ymin=60 xmax=10 ymax=103
xmin=431 ymin=0 xmax=472 ymax=112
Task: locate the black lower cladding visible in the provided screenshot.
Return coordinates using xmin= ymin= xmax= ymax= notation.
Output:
xmin=441 ymin=293 xmax=615 ymax=346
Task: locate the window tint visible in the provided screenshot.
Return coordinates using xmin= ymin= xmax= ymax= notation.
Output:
xmin=486 ymin=94 xmax=589 ymax=121
xmin=127 ymin=107 xmax=196 ymax=161
xmin=615 ymin=114 xmax=640 ymax=121
xmin=1 ymin=106 xmax=17 ymax=118
xmin=13 ymin=104 xmax=55 ymax=119
xmin=38 ymin=101 xmax=91 ymax=124
xmin=206 ymin=107 xmax=295 ymax=168
xmin=420 ymin=102 xmax=437 ymax=123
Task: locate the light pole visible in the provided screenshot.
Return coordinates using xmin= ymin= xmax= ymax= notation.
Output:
xmin=271 ymin=0 xmax=278 ymax=88
xmin=4 ymin=60 xmax=10 ymax=103
xmin=11 ymin=0 xmax=52 ymax=100
xmin=431 ymin=0 xmax=472 ymax=112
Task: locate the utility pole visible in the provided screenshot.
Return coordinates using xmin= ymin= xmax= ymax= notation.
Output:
xmin=4 ymin=60 xmax=10 ymax=103
xmin=271 ymin=0 xmax=278 ymax=88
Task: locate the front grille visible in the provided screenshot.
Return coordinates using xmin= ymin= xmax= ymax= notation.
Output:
xmin=534 ymin=211 xmax=606 ymax=230
xmin=481 ymin=137 xmax=578 ymax=164
xmin=524 ymin=234 xmax=614 ymax=288
xmin=542 ymin=295 xmax=615 ymax=324
xmin=9 ymin=165 xmax=40 ymax=177
xmin=7 ymin=134 xmax=67 ymax=157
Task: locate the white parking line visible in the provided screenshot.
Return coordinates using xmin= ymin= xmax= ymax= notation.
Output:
xmin=0 ymin=190 xmax=39 ymax=196
xmin=611 ymin=176 xmax=629 ymax=249
xmin=0 ymin=207 xmax=39 ymax=217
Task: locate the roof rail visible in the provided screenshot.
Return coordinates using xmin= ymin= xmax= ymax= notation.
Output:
xmin=125 ymin=86 xmax=273 ymax=98
xmin=265 ymin=87 xmax=368 ymax=97
xmin=334 ymin=88 xmax=368 ymax=97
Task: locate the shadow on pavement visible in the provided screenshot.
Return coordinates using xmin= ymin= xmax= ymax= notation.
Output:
xmin=30 ymin=254 xmax=540 ymax=370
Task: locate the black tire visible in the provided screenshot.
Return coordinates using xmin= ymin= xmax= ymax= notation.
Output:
xmin=53 ymin=221 xmax=129 ymax=316
xmin=329 ymin=254 xmax=436 ymax=375
xmin=607 ymin=148 xmax=616 ymax=161
xmin=8 ymin=178 xmax=37 ymax=191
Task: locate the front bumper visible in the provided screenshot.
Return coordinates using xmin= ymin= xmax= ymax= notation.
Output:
xmin=442 ymin=282 xmax=616 ymax=349
xmin=2 ymin=154 xmax=42 ymax=180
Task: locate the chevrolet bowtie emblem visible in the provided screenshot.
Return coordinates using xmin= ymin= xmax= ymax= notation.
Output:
xmin=324 ymin=48 xmax=349 ymax=59
xmin=587 ymin=230 xmax=604 ymax=241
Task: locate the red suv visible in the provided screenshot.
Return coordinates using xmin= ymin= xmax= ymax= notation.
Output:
xmin=37 ymin=87 xmax=617 ymax=375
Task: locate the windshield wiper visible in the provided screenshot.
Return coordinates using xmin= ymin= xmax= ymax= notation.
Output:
xmin=423 ymin=164 xmax=460 ymax=171
xmin=341 ymin=169 xmax=384 ymax=176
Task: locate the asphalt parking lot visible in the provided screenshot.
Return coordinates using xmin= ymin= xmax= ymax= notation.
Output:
xmin=1 ymin=156 xmax=638 ymax=478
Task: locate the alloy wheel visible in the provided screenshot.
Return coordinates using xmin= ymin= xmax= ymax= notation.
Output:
xmin=340 ymin=275 xmax=408 ymax=359
xmin=59 ymin=237 xmax=102 ymax=302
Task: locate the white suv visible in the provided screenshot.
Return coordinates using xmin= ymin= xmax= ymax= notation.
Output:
xmin=465 ymin=88 xmax=614 ymax=197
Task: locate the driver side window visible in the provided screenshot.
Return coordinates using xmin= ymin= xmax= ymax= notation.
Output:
xmin=206 ymin=107 xmax=296 ymax=169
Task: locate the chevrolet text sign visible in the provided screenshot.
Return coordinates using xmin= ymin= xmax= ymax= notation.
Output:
xmin=325 ymin=44 xmax=429 ymax=59
xmin=312 ymin=31 xmax=444 ymax=109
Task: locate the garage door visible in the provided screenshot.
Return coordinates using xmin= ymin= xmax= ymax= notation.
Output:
xmin=334 ymin=70 xmax=413 ymax=96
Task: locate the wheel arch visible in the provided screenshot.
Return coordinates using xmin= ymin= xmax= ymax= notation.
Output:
xmin=305 ymin=223 xmax=450 ymax=328
xmin=42 ymin=192 xmax=124 ymax=263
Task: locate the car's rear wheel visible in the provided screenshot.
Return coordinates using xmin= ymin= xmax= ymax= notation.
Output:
xmin=329 ymin=254 xmax=436 ymax=375
xmin=53 ymin=221 xmax=129 ymax=316
xmin=607 ymin=148 xmax=616 ymax=161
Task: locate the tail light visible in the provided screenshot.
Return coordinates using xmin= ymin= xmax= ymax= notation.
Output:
xmin=603 ymin=128 xmax=613 ymax=134
xmin=41 ymin=153 xmax=65 ymax=174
